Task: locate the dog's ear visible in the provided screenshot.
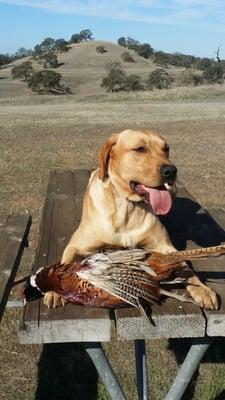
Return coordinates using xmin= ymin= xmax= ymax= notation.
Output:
xmin=98 ymin=133 xmax=118 ymax=180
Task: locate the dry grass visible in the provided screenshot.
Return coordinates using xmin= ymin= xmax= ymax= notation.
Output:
xmin=1 ymin=78 xmax=225 ymax=399
xmin=106 ymin=84 xmax=225 ymax=102
xmin=0 ymin=40 xmax=192 ymax=98
xmin=1 ymin=93 xmax=225 ymax=208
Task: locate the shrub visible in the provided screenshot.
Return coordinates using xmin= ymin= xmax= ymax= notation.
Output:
xmin=105 ymin=61 xmax=123 ymax=71
xmin=40 ymin=37 xmax=55 ymax=52
xmin=41 ymin=52 xmax=59 ymax=68
xmin=121 ymin=52 xmax=134 ymax=62
xmin=79 ymin=29 xmax=93 ymax=41
xmin=203 ymin=63 xmax=225 ymax=84
xmin=96 ymin=45 xmax=107 ymax=54
xmin=101 ymin=64 xmax=126 ymax=92
xmin=153 ymin=51 xmax=201 ymax=69
xmin=136 ymin=43 xmax=153 ymax=59
xmin=0 ymin=53 xmax=12 ymax=67
xmin=71 ymin=33 xmax=82 ymax=44
xmin=15 ymin=47 xmax=32 ymax=59
xmin=71 ymin=29 xmax=93 ymax=43
xmin=180 ymin=70 xmax=203 ymax=86
xmin=11 ymin=61 xmax=34 ymax=81
xmin=55 ymin=39 xmax=70 ymax=53
xmin=192 ymin=74 xmax=204 ymax=86
xmin=28 ymin=70 xmax=71 ymax=94
xmin=117 ymin=37 xmax=127 ymax=48
xmin=126 ymin=37 xmax=140 ymax=51
xmin=102 ymin=62 xmax=143 ymax=92
xmin=196 ymin=58 xmax=215 ymax=71
xmin=153 ymin=51 xmax=169 ymax=67
xmin=147 ymin=69 xmax=174 ymax=90
xmin=124 ymin=74 xmax=143 ymax=91
xmin=33 ymin=44 xmax=42 ymax=59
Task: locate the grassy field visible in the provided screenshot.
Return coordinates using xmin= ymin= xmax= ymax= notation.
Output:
xmin=1 ymin=73 xmax=225 ymax=399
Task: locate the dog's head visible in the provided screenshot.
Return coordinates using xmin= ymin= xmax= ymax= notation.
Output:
xmin=98 ymin=129 xmax=177 ymax=215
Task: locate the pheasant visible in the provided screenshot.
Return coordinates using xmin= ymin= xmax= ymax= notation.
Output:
xmin=22 ymin=244 xmax=225 ymax=315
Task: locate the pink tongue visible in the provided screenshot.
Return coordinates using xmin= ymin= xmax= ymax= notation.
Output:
xmin=136 ymin=184 xmax=172 ymax=215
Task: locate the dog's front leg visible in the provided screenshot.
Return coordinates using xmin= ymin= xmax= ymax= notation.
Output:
xmin=186 ymin=273 xmax=218 ymax=310
xmin=43 ymin=291 xmax=67 ymax=308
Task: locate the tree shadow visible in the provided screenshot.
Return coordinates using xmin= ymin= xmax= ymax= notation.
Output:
xmin=35 ymin=343 xmax=98 ymax=400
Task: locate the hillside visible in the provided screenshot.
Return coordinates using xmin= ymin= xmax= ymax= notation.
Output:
xmin=0 ymin=40 xmax=188 ymax=99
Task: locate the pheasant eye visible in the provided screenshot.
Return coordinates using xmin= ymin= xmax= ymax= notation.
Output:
xmin=134 ymin=146 xmax=146 ymax=153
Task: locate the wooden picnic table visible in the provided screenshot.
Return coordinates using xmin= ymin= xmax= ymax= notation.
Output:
xmin=18 ymin=169 xmax=225 ymax=400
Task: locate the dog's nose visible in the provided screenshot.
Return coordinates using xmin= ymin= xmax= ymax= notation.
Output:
xmin=160 ymin=164 xmax=177 ymax=183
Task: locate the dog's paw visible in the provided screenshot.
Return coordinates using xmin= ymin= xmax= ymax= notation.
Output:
xmin=187 ymin=284 xmax=219 ymax=310
xmin=43 ymin=291 xmax=67 ymax=308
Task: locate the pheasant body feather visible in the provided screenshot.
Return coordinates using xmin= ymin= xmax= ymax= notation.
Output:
xmin=23 ymin=244 xmax=225 ymax=312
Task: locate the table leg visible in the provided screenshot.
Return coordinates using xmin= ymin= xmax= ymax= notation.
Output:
xmin=83 ymin=342 xmax=127 ymax=400
xmin=135 ymin=340 xmax=148 ymax=400
xmin=164 ymin=338 xmax=212 ymax=400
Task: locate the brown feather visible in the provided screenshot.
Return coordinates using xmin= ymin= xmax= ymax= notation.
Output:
xmin=30 ymin=244 xmax=225 ymax=312
xmin=35 ymin=262 xmax=122 ymax=307
xmin=147 ymin=244 xmax=225 ymax=279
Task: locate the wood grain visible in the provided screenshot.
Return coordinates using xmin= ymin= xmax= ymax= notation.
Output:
xmin=0 ymin=214 xmax=31 ymax=321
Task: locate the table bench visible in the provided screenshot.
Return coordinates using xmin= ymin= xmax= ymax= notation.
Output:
xmin=0 ymin=214 xmax=31 ymax=321
xmin=18 ymin=170 xmax=225 ymax=400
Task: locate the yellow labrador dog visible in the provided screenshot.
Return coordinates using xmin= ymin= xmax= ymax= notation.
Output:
xmin=44 ymin=129 xmax=218 ymax=309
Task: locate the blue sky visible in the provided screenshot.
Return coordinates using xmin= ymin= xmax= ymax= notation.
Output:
xmin=1 ymin=0 xmax=225 ymax=58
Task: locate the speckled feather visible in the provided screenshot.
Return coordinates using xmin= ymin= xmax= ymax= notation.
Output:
xmin=29 ymin=245 xmax=225 ymax=310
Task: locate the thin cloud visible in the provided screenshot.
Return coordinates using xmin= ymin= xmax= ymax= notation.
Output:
xmin=0 ymin=0 xmax=225 ymax=30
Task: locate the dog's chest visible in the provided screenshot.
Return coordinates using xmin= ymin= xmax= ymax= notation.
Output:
xmin=106 ymin=197 xmax=153 ymax=247
xmin=90 ymin=179 xmax=155 ymax=247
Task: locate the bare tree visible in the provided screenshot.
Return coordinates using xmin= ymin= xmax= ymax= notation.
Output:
xmin=215 ymin=46 xmax=221 ymax=62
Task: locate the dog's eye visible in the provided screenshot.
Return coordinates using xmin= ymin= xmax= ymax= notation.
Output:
xmin=134 ymin=146 xmax=146 ymax=153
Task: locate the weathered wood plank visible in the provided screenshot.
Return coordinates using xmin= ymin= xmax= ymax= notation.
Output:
xmin=23 ymin=169 xmax=84 ymax=326
xmin=0 ymin=214 xmax=31 ymax=321
xmin=19 ymin=169 xmax=113 ymax=344
xmin=115 ymin=300 xmax=205 ymax=340
xmin=19 ymin=304 xmax=112 ymax=344
xmin=199 ymin=208 xmax=225 ymax=336
xmin=115 ymin=297 xmax=205 ymax=339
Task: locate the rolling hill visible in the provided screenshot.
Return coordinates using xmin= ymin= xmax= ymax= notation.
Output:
xmin=0 ymin=40 xmax=189 ymax=99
